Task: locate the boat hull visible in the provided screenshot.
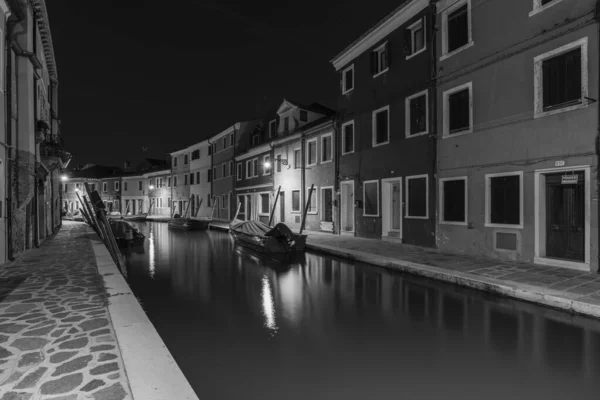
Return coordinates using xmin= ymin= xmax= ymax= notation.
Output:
xmin=168 ymin=218 xmax=210 ymax=231
xmin=123 ymin=215 xmax=147 ymax=222
xmin=229 ymin=220 xmax=306 ymax=254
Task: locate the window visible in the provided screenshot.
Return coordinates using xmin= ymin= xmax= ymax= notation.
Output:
xmin=159 ymin=198 xmax=162 ymax=208
xmin=222 ymin=163 xmax=227 ymax=178
xmin=213 ymin=167 xmax=217 ymax=181
xmin=222 ymin=194 xmax=229 ymax=209
xmin=405 ymin=175 xmax=428 ymax=219
xmin=252 ymin=135 xmax=259 ymax=146
xmin=372 ymin=106 xmax=390 ymax=147
xmin=168 ymin=197 xmax=171 ymax=207
xmin=306 ymin=186 xmax=317 ymax=214
xmin=321 ymin=134 xmax=332 ymax=163
xmin=229 ymin=161 xmax=234 ymax=176
xmin=223 ymin=136 xmax=227 ymax=149
xmin=342 ymin=64 xmax=354 ymax=94
xmin=174 ymin=176 xmax=178 ymax=186
xmin=229 ymin=133 xmax=234 ymax=147
xmin=300 ymin=110 xmax=308 ymax=122
xmin=371 ymin=43 xmax=389 ymax=77
xmin=535 ymin=38 xmax=587 ymax=118
xmin=260 ymin=193 xmax=270 ymax=215
xmin=342 ymin=121 xmax=354 ymax=155
xmin=406 ymin=90 xmax=429 ymax=137
xmin=530 ymin=0 xmax=565 ymax=17
xmin=284 ymin=116 xmax=289 ymax=132
xmin=124 ymin=182 xmax=128 ymax=191
xmin=173 ymin=157 xmax=178 ymax=167
xmin=102 ymin=182 xmax=107 ymax=192
xmin=138 ymin=181 xmax=142 ymax=190
xmin=184 ymin=174 xmax=188 ymax=185
xmin=208 ymin=194 xmax=211 ymax=207
xmin=208 ymin=169 xmax=212 ymax=183
xmin=114 ymin=181 xmax=120 ymax=191
xmin=405 ymin=18 xmax=426 ymax=59
xmin=183 ymin=154 xmax=188 ymax=164
xmin=208 ymin=146 xmax=212 ymax=156
xmin=190 ymin=173 xmax=195 ymax=185
xmin=294 ymin=149 xmax=301 ymax=169
xmin=91 ymin=184 xmax=96 ymax=192
xmin=307 ymin=139 xmax=317 ymax=166
xmin=276 ymin=155 xmax=282 ymax=173
xmin=197 ymin=171 xmax=200 ymax=183
xmin=264 ymin=155 xmax=271 ymax=175
xmin=291 ymin=190 xmax=301 ymax=212
xmin=253 ymin=158 xmax=258 ymax=177
xmin=443 ymin=82 xmax=472 ymax=136
xmin=167 ymin=177 xmax=171 ymax=188
xmin=363 ymin=180 xmax=379 ymax=217
xmin=237 ymin=163 xmax=242 ymax=181
xmin=269 ymin=120 xmax=277 ymax=137
xmin=246 ymin=159 xmax=253 ymax=178
xmin=191 ymin=149 xmax=200 ymax=160
xmin=213 ymin=143 xmax=217 ymax=154
xmin=442 ymin=0 xmax=472 ymax=58
xmin=440 ymin=177 xmax=467 ymax=224
xmin=486 ymin=172 xmax=523 ymax=228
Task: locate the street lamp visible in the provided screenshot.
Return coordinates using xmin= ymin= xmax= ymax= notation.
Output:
xmin=61 ymin=175 xmax=68 ymax=181
xmin=149 ymin=185 xmax=155 ymax=190
xmin=264 ymin=161 xmax=271 ymax=169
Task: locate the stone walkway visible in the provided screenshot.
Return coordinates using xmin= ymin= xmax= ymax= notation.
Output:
xmin=0 ymin=222 xmax=132 ymax=400
xmin=303 ymin=232 xmax=600 ymax=318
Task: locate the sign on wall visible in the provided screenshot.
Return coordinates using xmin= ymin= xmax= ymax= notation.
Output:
xmin=561 ymin=175 xmax=579 ymax=185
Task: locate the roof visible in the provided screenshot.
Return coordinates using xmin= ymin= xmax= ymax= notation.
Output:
xmin=32 ymin=0 xmax=58 ymax=81
xmin=330 ymin=0 xmax=428 ymax=71
xmin=278 ymin=98 xmax=336 ymax=116
xmin=68 ymin=165 xmax=123 ymax=180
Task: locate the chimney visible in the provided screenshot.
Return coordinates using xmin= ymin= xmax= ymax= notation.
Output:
xmin=124 ymin=161 xmax=132 ymax=170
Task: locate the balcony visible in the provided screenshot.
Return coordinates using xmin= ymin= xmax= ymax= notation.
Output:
xmin=40 ymin=132 xmax=72 ymax=169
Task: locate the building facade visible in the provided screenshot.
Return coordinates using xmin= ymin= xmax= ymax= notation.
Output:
xmin=100 ymin=175 xmax=122 ymax=213
xmin=331 ymin=0 xmax=437 ymax=246
xmin=210 ymin=125 xmax=236 ymax=220
xmin=170 ymin=148 xmax=191 ymax=217
xmin=189 ymin=140 xmax=211 ymax=218
xmin=145 ymin=168 xmax=171 ymax=216
xmin=121 ymin=173 xmax=145 ymax=215
xmin=435 ymin=0 xmax=599 ymax=272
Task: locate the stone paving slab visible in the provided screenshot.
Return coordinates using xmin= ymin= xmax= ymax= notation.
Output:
xmin=0 ymin=222 xmax=133 ymax=400
xmin=304 ymin=232 xmax=600 ymax=319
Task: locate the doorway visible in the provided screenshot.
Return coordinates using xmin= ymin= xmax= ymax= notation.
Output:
xmin=340 ymin=181 xmax=354 ymax=235
xmin=382 ymin=178 xmax=402 ymax=240
xmin=320 ymin=187 xmax=334 ymax=232
xmin=246 ymin=195 xmax=253 ymax=221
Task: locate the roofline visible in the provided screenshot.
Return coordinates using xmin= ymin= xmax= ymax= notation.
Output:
xmin=330 ymin=0 xmax=428 ymax=71
xmin=32 ymin=0 xmax=58 ymax=81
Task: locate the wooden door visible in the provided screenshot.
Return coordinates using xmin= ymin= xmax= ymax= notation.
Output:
xmin=546 ymin=172 xmax=584 ymax=262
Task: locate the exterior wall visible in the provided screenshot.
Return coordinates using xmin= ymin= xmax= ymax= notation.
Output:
xmin=62 ymin=178 xmax=100 ymax=214
xmin=121 ymin=175 xmax=145 ymax=215
xmin=100 ymin=177 xmax=121 ymax=213
xmin=0 ymin=3 xmax=8 ymax=263
xmin=333 ymin=0 xmax=436 ymax=246
xmin=273 ymin=134 xmax=302 ymax=230
xmin=145 ymin=170 xmax=171 ymax=216
xmin=435 ymin=0 xmax=599 ymax=272
xmin=171 ymin=150 xmax=191 ymax=217
xmin=235 ymin=142 xmax=273 ymax=224
xmin=211 ymin=128 xmax=236 ymax=220
xmin=189 ymin=142 xmax=211 ymax=219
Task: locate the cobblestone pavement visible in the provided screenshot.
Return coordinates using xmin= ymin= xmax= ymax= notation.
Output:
xmin=0 ymin=222 xmax=132 ymax=400
xmin=303 ymin=232 xmax=600 ymax=316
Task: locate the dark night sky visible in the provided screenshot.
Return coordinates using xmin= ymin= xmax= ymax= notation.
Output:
xmin=48 ymin=0 xmax=400 ymax=168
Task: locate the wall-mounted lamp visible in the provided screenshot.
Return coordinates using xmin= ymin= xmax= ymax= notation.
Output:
xmin=149 ymin=185 xmax=155 ymax=190
xmin=61 ymin=175 xmax=68 ymax=181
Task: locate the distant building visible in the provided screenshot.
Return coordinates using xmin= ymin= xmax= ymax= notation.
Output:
xmin=188 ymin=140 xmax=212 ymax=219
xmin=62 ymin=165 xmax=121 ymax=214
xmin=145 ymin=168 xmax=171 ymax=216
xmin=121 ymin=173 xmax=146 ymax=215
xmin=170 ymin=148 xmax=191 ymax=217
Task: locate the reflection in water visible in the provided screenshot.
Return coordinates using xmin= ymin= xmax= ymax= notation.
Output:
xmin=261 ymin=275 xmax=278 ymax=335
xmin=125 ymin=222 xmax=600 ymax=400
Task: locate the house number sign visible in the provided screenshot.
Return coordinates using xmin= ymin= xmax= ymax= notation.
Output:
xmin=555 ymin=160 xmax=565 ymax=167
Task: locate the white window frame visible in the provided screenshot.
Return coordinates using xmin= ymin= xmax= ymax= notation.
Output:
xmin=405 ymin=174 xmax=429 ymax=220
xmin=102 ymin=182 xmax=107 ymax=193
xmin=362 ymin=179 xmax=380 ymax=217
xmin=263 ymin=155 xmax=271 ymax=176
xmin=341 ymin=120 xmax=355 ymax=156
xmin=533 ymin=37 xmax=589 ymax=119
xmin=439 ymin=176 xmax=468 ymax=226
xmin=269 ymin=119 xmax=277 ymax=137
xmin=253 ymin=158 xmax=259 ymax=177
xmin=294 ymin=148 xmax=302 ymax=169
xmin=167 ymin=177 xmax=171 ymax=188
xmin=222 ymin=163 xmax=227 ymax=179
xmin=258 ymin=191 xmax=271 ymax=216
xmin=274 ymin=153 xmax=282 ymax=174
xmin=138 ymin=181 xmax=143 ymax=190
xmin=372 ymin=42 xmax=389 ymax=78
xmin=372 ymin=105 xmax=390 ymax=148
xmin=246 ymin=159 xmax=253 ymax=179
xmin=529 ymin=0 xmax=565 ymax=17
xmin=485 ymin=171 xmax=524 ymax=229
xmin=306 ymin=186 xmax=318 ymax=215
xmin=405 ymin=89 xmax=429 ymax=138
xmin=237 ymin=163 xmax=242 ymax=181
xmin=440 ymin=0 xmax=474 ymax=61
xmin=114 ymin=181 xmax=120 ymax=191
xmin=406 ymin=18 xmax=427 ymax=60
xmin=321 ymin=133 xmax=333 ymax=164
xmin=222 ymin=193 xmax=228 ymax=209
xmin=342 ymin=64 xmax=354 ymax=94
xmin=306 ymin=138 xmax=318 ymax=167
xmin=291 ymin=189 xmax=301 ymax=213
xmin=442 ymin=81 xmax=473 ymax=138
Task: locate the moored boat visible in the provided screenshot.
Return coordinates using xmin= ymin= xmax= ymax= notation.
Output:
xmin=123 ymin=214 xmax=148 ymax=222
xmin=168 ymin=217 xmax=210 ymax=231
xmin=229 ymin=219 xmax=306 ymax=254
xmin=109 ymin=218 xmax=145 ymax=248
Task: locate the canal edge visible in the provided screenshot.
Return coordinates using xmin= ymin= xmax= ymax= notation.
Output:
xmin=90 ymin=239 xmax=200 ymax=400
xmin=306 ymin=243 xmax=600 ymax=319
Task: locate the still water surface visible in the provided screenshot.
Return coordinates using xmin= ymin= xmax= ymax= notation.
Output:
xmin=124 ymin=222 xmax=600 ymax=400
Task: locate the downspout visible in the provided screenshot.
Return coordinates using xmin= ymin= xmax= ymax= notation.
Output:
xmin=208 ymin=139 xmax=213 ymax=213
xmin=231 ymin=127 xmax=237 ymax=220
xmin=430 ymin=3 xmax=439 ymax=249
xmin=595 ymin=0 xmax=600 ymax=272
xmin=332 ymin=115 xmax=341 ymax=234
xmin=301 ymin=134 xmax=306 ymax=225
xmin=5 ymin=26 xmax=13 ymax=259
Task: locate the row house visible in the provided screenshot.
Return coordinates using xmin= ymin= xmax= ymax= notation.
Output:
xmin=100 ymin=175 xmax=122 ymax=213
xmin=189 ymin=139 xmax=212 ymax=218
xmin=271 ymin=99 xmax=337 ymax=232
xmin=235 ymin=119 xmax=274 ymax=223
xmin=434 ymin=0 xmax=599 ymax=272
xmin=121 ymin=173 xmax=146 ymax=215
xmin=330 ymin=0 xmax=436 ymax=246
xmin=145 ymin=167 xmax=171 ymax=216
xmin=170 ymin=148 xmax=191 ymax=217
xmin=212 ymin=120 xmax=259 ymax=220
xmin=62 ymin=165 xmax=118 ymax=214
xmin=1 ymin=0 xmax=70 ymax=263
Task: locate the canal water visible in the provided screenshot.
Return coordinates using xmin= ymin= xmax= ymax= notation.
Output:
xmin=123 ymin=222 xmax=600 ymax=400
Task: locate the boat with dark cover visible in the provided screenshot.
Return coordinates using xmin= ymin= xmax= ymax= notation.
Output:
xmin=168 ymin=217 xmax=210 ymax=231
xmin=229 ymin=219 xmax=306 ymax=253
xmin=109 ymin=219 xmax=145 ymax=248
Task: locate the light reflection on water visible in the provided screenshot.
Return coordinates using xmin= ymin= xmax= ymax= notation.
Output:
xmin=123 ymin=222 xmax=600 ymax=400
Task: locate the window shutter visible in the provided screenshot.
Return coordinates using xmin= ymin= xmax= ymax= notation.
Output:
xmin=404 ymin=29 xmax=412 ymax=55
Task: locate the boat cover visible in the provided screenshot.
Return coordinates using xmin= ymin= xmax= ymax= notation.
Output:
xmin=230 ymin=220 xmax=272 ymax=236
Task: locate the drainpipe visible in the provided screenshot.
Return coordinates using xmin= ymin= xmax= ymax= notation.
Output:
xmin=332 ymin=115 xmax=341 ymax=234
xmin=208 ymin=139 xmax=213 ymax=213
xmin=430 ymin=3 xmax=439 ymax=248
xmin=301 ymin=134 xmax=306 ymax=225
xmin=5 ymin=28 xmax=13 ymax=259
xmin=595 ymin=0 xmax=600 ymax=272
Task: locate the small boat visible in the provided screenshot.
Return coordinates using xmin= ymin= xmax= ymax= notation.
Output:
xmin=123 ymin=214 xmax=148 ymax=222
xmin=168 ymin=217 xmax=210 ymax=231
xmin=229 ymin=219 xmax=306 ymax=254
xmin=109 ymin=218 xmax=145 ymax=248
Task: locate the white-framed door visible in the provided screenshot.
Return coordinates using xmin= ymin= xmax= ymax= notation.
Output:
xmin=382 ymin=178 xmax=403 ymax=240
xmin=320 ymin=186 xmax=334 ymax=232
xmin=340 ymin=180 xmax=355 ymax=235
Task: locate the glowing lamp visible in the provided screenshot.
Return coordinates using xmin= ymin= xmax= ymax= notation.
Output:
xmin=149 ymin=185 xmax=155 ymax=190
xmin=264 ymin=161 xmax=271 ymax=169
xmin=61 ymin=175 xmax=68 ymax=181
